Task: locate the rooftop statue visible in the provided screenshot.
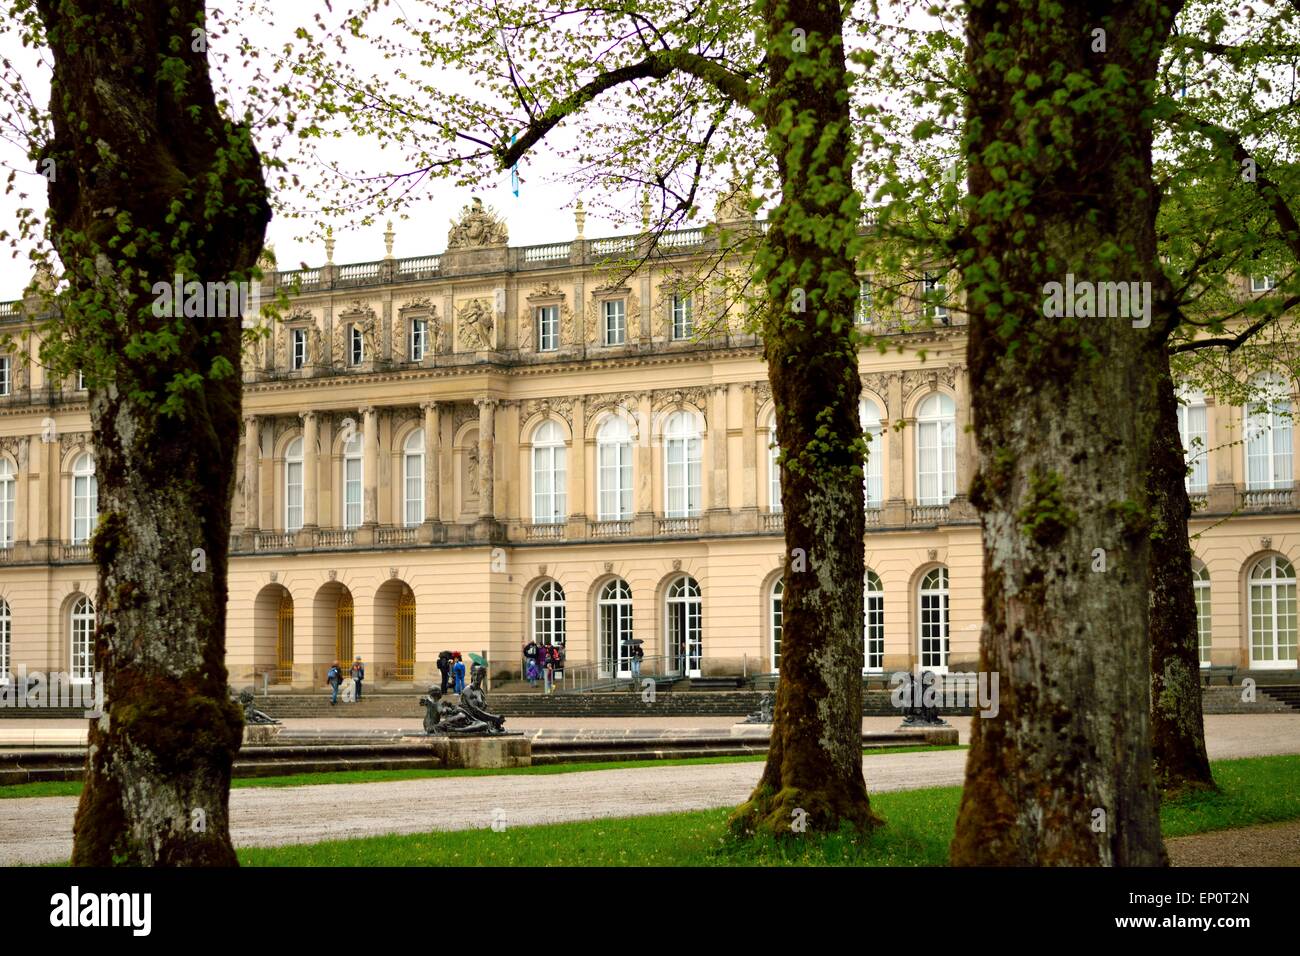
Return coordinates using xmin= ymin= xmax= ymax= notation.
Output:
xmin=447 ymin=196 xmax=509 ymax=249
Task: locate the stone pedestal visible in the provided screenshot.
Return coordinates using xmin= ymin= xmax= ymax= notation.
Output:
xmin=242 ymin=724 xmax=283 ymax=746
xmin=424 ymin=735 xmax=531 ymax=768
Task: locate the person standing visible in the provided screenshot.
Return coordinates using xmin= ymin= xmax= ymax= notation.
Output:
xmin=437 ymin=650 xmax=452 ymax=695
xmin=523 ymin=639 xmax=540 ymax=687
xmin=327 ymin=660 xmax=342 ymax=706
xmin=351 ymin=656 xmax=365 ymax=702
xmin=631 ymin=642 xmax=644 ymax=681
xmin=452 ymin=653 xmax=466 ymax=694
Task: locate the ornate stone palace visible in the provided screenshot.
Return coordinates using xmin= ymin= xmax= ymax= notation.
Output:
xmin=0 ymin=198 xmax=1295 ymax=689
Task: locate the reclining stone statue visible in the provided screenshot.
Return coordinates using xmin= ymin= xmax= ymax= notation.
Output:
xmin=234 ymin=688 xmax=280 ymax=726
xmin=418 ymin=665 xmax=507 ymax=735
xmin=742 ymin=692 xmax=776 ymax=724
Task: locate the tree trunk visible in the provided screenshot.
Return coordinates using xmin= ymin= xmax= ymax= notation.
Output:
xmin=38 ymin=0 xmax=270 ymax=865
xmin=1149 ymin=358 xmax=1216 ymax=795
xmin=728 ymin=0 xmax=879 ymax=837
xmin=949 ymin=0 xmax=1179 ymax=865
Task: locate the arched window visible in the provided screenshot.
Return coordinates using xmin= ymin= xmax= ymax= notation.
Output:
xmin=0 ymin=458 xmax=14 ymax=548
xmin=532 ymin=420 xmax=567 ymax=524
xmin=663 ymin=410 xmax=702 ymax=518
xmin=1248 ymin=555 xmax=1298 ymax=669
xmin=533 ymin=580 xmax=566 ymax=647
xmin=70 ymin=595 xmax=95 ymax=683
xmin=285 ymin=437 xmax=304 ymax=532
xmin=915 ymin=394 xmax=956 ymax=506
xmin=864 ymin=569 xmax=884 ymax=671
xmin=342 ymin=433 xmax=363 ymax=530
xmin=598 ymin=578 xmax=633 ymax=678
xmin=0 ymin=598 xmax=10 ymax=683
xmin=404 ymin=428 xmax=425 ymax=527
xmin=770 ymin=579 xmax=784 ymax=672
xmin=1177 ymin=387 xmax=1209 ymax=494
xmin=1245 ymin=373 xmax=1292 ymax=491
xmin=861 ymin=398 xmax=884 ymax=509
xmin=919 ymin=566 xmax=950 ymax=673
xmin=1193 ymin=562 xmax=1211 ymax=667
xmin=596 ymin=416 xmax=633 ymax=521
xmin=71 ymin=453 xmax=97 ymax=545
xmin=768 ymin=419 xmax=782 ymax=512
xmin=667 ymin=575 xmax=703 ymax=677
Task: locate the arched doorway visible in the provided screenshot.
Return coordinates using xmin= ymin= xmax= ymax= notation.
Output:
xmin=336 ymin=590 xmax=354 ymax=663
xmin=598 ymin=578 xmax=633 ymax=678
xmin=666 ymin=575 xmax=702 ymax=678
xmin=395 ymin=584 xmax=416 ymax=680
xmin=276 ymin=593 xmax=294 ymax=684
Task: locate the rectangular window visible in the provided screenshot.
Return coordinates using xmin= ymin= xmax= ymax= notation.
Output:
xmin=76 ymin=370 xmax=85 ymax=390
xmin=72 ymin=475 xmax=97 ymax=544
xmin=864 ymin=426 xmax=883 ymax=507
xmin=349 ymin=326 xmax=364 ymax=366
xmin=404 ymin=454 xmax=424 ymax=526
xmin=1178 ymin=403 xmax=1209 ymax=493
xmin=598 ymin=441 xmax=633 ymax=520
xmin=603 ymin=299 xmax=626 ymax=346
xmin=665 ymin=437 xmax=702 ymax=517
xmin=1195 ymin=584 xmax=1212 ymax=667
xmin=923 ymin=273 xmax=948 ymax=323
xmin=285 ymin=461 xmax=303 ymax=531
xmin=0 ymin=476 xmax=13 ymax=549
xmin=291 ymin=328 xmax=307 ymax=370
xmin=344 ymin=458 xmax=362 ymax=529
xmin=1251 ymin=275 xmax=1277 ymax=293
xmin=0 ymin=357 xmax=9 ymax=396
xmin=857 ymin=279 xmax=873 ymax=325
xmin=537 ymin=306 xmax=559 ymax=351
xmin=410 ymin=318 xmax=427 ymax=362
xmin=671 ymin=295 xmax=693 ymax=340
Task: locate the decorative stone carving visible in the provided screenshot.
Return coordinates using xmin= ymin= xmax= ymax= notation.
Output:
xmin=447 ymin=197 xmax=509 ymax=249
xmin=604 ymin=561 xmax=613 ymax=573
xmin=58 ymin=431 xmax=91 ymax=456
xmin=584 ymin=392 xmax=641 ymax=428
xmin=586 ymin=286 xmax=638 ymax=346
xmin=653 ymin=386 xmax=710 ymax=415
xmin=521 ymin=397 xmax=573 ymax=431
xmin=456 ymin=297 xmax=495 ymax=351
xmin=334 ymin=302 xmax=378 ymax=367
xmin=672 ymin=559 xmax=682 ymax=571
xmin=901 ymin=366 xmax=956 ymax=402
xmin=329 ymin=570 xmax=337 ymax=581
xmin=538 ymin=564 xmax=547 ymax=576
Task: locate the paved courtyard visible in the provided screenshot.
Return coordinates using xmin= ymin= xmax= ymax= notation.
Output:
xmin=1 ymin=714 xmax=1297 ymax=866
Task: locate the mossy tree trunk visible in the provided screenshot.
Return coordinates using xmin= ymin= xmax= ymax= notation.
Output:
xmin=1148 ymin=359 xmax=1216 ymax=796
xmin=949 ymin=0 xmax=1178 ymax=865
xmin=728 ymin=0 xmax=878 ymax=838
xmin=37 ymin=0 xmax=270 ymax=865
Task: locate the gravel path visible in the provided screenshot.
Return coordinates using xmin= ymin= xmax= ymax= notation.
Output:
xmin=1167 ymin=819 xmax=1300 ymax=867
xmin=2 ymin=714 xmax=1297 ymax=866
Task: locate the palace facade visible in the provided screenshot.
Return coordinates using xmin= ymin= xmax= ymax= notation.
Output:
xmin=0 ymin=199 xmax=1296 ymax=690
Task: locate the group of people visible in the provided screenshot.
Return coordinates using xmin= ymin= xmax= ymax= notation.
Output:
xmin=437 ymin=650 xmax=468 ymax=695
xmin=522 ymin=640 xmax=564 ymax=692
xmin=326 ymin=657 xmax=365 ymax=705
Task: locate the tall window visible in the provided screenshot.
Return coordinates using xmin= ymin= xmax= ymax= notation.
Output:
xmin=598 ymin=578 xmax=634 ymax=678
xmin=410 ymin=317 xmax=428 ymax=361
xmin=1193 ymin=563 xmax=1212 ymax=667
xmin=857 ymin=278 xmax=873 ymax=324
xmin=864 ymin=569 xmax=884 ymax=671
xmin=1177 ymin=387 xmax=1209 ymax=494
xmin=71 ymin=452 xmax=97 ymax=545
xmin=349 ymin=325 xmax=364 ymax=365
xmin=404 ymin=429 xmax=424 ymax=527
xmin=0 ymin=598 xmax=9 ymax=683
xmin=284 ymin=437 xmax=304 ymax=532
xmin=923 ymin=272 xmax=948 ymax=323
xmin=671 ymin=294 xmax=693 ymax=340
xmin=1248 ymin=555 xmax=1298 ymax=669
xmin=596 ymin=416 xmax=633 ymax=521
xmin=663 ymin=410 xmax=702 ymax=518
xmin=768 ymin=422 xmax=782 ymax=512
xmin=915 ymin=393 xmax=956 ymax=505
xmin=533 ymin=580 xmax=566 ymax=647
xmin=667 ymin=575 xmax=703 ymax=677
xmin=919 ymin=566 xmax=950 ymax=672
xmin=770 ymin=579 xmax=784 ymax=672
xmin=603 ymin=299 xmax=626 ymax=346
xmin=70 ymin=595 xmax=95 ymax=683
xmin=1245 ymin=373 xmax=1292 ymax=490
xmin=342 ymin=434 xmax=363 ymax=529
xmin=861 ymin=398 xmax=884 ymax=508
xmin=0 ymin=459 xmax=14 ymax=548
xmin=537 ymin=305 xmax=559 ymax=352
xmin=291 ymin=328 xmax=308 ymax=370
xmin=0 ymin=356 xmax=10 ymax=396
xmin=531 ymin=420 xmax=567 ymax=524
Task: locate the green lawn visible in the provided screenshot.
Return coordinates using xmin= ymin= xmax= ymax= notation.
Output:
xmin=237 ymin=754 xmax=1300 ymax=867
xmin=0 ymin=744 xmax=965 ymax=800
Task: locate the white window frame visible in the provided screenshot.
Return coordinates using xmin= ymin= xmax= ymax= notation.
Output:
xmin=1177 ymin=388 xmax=1209 ymax=494
xmin=76 ymin=370 xmax=85 ymax=391
xmin=671 ymin=294 xmax=693 ymax=340
xmin=1251 ymin=275 xmax=1277 ymax=293
xmin=71 ymin=452 xmax=97 ymax=545
xmin=666 ymin=575 xmax=703 ymax=678
xmin=768 ymin=423 xmax=782 ymax=512
xmin=596 ymin=416 xmax=633 ymax=521
xmin=864 ymin=569 xmax=884 ymax=672
xmin=290 ymin=328 xmax=308 ymax=370
xmin=770 ymin=579 xmax=784 ymax=673
xmin=349 ymin=325 xmax=364 ymax=366
xmin=602 ymin=299 xmax=626 ymax=346
xmin=533 ymin=580 xmax=566 ymax=647
xmin=404 ymin=429 xmax=424 ymax=527
xmin=531 ymin=420 xmax=567 ymax=524
xmin=915 ymin=393 xmax=956 ymax=506
xmin=861 ymin=398 xmax=884 ymax=508
xmin=919 ymin=566 xmax=950 ymax=674
xmin=0 ymin=459 xmax=14 ymax=548
xmin=1193 ymin=563 xmax=1212 ymax=668
xmin=1248 ymin=555 xmax=1298 ymax=669
xmin=0 ymin=356 xmax=10 ymax=396
xmin=598 ymin=578 xmax=634 ymax=678
xmin=410 ymin=317 xmax=428 ymax=362
xmin=342 ymin=435 xmax=363 ymax=529
xmin=0 ymin=599 xmax=9 ymax=683
xmin=285 ymin=437 xmax=304 ymax=532
xmin=1245 ymin=375 xmax=1293 ymax=491
xmin=663 ymin=411 xmax=702 ymax=518
xmin=923 ymin=272 xmax=949 ymax=323
xmin=70 ymin=595 xmax=95 ymax=684
xmin=537 ymin=305 xmax=559 ymax=352
xmin=857 ymin=278 xmax=872 ymax=325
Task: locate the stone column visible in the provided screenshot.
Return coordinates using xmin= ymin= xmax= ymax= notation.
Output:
xmin=707 ymin=384 xmax=730 ymax=531
xmin=950 ymin=366 xmax=974 ymax=519
xmin=567 ymin=396 xmax=587 ymax=537
xmin=300 ymin=410 xmax=318 ymax=531
xmin=422 ymin=401 xmax=441 ymax=538
xmin=634 ymin=391 xmax=654 ymax=535
xmin=885 ymin=373 xmax=908 ymax=526
xmin=740 ymin=383 xmax=758 ymax=530
xmin=360 ymin=405 xmax=379 ymax=537
xmin=243 ymin=415 xmax=260 ymax=537
xmin=475 ymin=397 xmax=496 ymax=521
xmin=1208 ymin=396 xmax=1236 ymax=513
